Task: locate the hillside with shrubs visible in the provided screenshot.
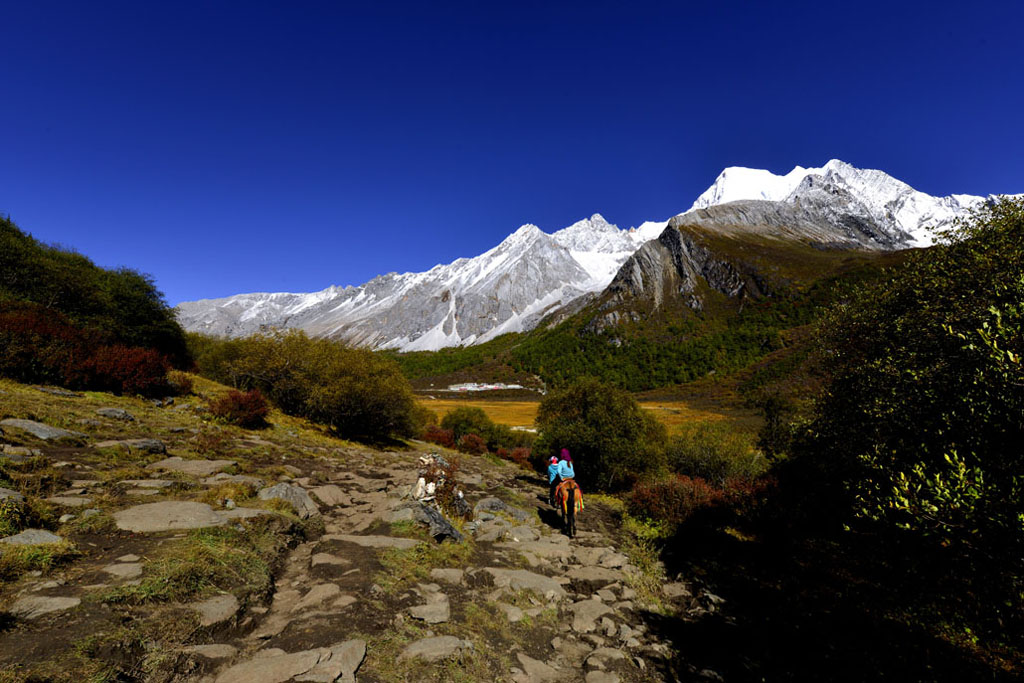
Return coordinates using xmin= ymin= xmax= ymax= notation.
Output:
xmin=0 ymin=216 xmax=188 ymax=396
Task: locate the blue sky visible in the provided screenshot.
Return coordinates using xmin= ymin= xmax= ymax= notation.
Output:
xmin=2 ymin=1 xmax=1022 ymax=305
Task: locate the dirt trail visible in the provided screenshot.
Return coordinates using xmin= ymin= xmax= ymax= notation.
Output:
xmin=0 ymin=383 xmax=707 ymax=682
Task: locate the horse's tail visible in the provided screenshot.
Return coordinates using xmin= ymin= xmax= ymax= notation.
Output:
xmin=568 ymin=486 xmax=575 ymax=522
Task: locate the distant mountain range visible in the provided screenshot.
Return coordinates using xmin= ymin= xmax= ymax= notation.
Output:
xmin=176 ymin=160 xmax=1010 ymax=351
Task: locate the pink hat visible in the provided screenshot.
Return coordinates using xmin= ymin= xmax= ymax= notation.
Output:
xmin=550 ymin=456 xmax=558 ymax=464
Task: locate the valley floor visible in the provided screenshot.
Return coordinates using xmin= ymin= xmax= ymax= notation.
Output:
xmin=0 ymin=379 xmax=706 ymax=682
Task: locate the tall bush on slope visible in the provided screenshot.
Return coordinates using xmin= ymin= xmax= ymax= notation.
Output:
xmin=794 ymin=198 xmax=1024 ymax=564
xmin=191 ymin=330 xmax=418 ymax=441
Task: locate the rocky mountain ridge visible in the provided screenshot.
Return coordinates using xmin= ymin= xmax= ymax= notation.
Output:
xmin=176 ymin=161 xmax=1010 ymax=351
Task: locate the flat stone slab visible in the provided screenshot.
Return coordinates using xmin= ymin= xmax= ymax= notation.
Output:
xmin=484 ymin=568 xmax=567 ymax=598
xmin=295 ymin=640 xmax=366 ymax=683
xmin=193 ymin=593 xmax=239 ymax=627
xmin=0 ymin=529 xmax=65 ymax=545
xmin=102 ymin=562 xmax=143 ymax=579
xmin=146 ymin=456 xmax=236 ymax=477
xmin=516 ymin=652 xmax=560 ymax=682
xmin=184 ymin=643 xmax=238 ymax=659
xmin=399 ymin=635 xmax=473 ymax=662
xmin=0 ymin=418 xmax=83 ymax=442
xmin=311 ymin=552 xmax=350 ymax=568
xmin=292 ymin=583 xmax=341 ymax=612
xmin=112 ymin=501 xmax=265 ymax=532
xmin=120 ymin=479 xmax=174 ymax=488
xmin=429 ymin=568 xmax=464 ymax=585
xmin=202 ymin=473 xmax=264 ymax=488
xmin=7 ymin=595 xmax=81 ymax=619
xmin=0 ymin=487 xmax=24 ymax=503
xmin=309 ymin=485 xmax=350 ymax=506
xmin=408 ymin=595 xmax=450 ymax=624
xmin=215 ymin=649 xmax=321 ymax=683
xmin=566 ymin=566 xmax=623 ymax=586
xmin=474 ymin=496 xmax=532 ymax=522
xmin=569 ymin=599 xmax=614 ymax=633
xmin=496 ymin=540 xmax=572 ymax=561
xmin=45 ymin=496 xmax=93 ymax=507
xmin=94 ymin=438 xmax=166 ymax=454
xmin=322 ymin=534 xmax=420 ymax=549
xmin=96 ymin=407 xmax=135 ymax=421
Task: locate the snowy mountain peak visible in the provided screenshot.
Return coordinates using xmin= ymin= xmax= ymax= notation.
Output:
xmin=688 ymin=159 xmax=989 ymax=247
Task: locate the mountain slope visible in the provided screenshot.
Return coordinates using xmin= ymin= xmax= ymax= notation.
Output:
xmin=177 ymin=215 xmax=664 ymax=351
xmin=177 ymin=160 xmax=1011 ymax=351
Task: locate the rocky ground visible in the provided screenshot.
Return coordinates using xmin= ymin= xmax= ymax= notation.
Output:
xmin=0 ymin=378 xmax=720 ymax=682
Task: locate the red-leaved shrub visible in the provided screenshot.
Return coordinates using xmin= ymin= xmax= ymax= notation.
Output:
xmin=456 ymin=433 xmax=488 ymax=455
xmin=0 ymin=303 xmax=173 ymax=397
xmin=209 ymin=389 xmax=270 ymax=429
xmin=422 ymin=425 xmax=456 ymax=449
xmin=496 ymin=446 xmax=532 ymax=469
xmin=628 ymin=475 xmax=727 ymax=527
xmin=629 ymin=474 xmax=778 ymax=529
xmin=84 ymin=345 xmax=171 ymax=397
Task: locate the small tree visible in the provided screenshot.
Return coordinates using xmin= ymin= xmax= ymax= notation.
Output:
xmin=534 ymin=377 xmax=666 ymax=491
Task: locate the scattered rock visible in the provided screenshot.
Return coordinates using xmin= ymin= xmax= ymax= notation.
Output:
xmin=44 ymin=496 xmax=93 ymax=507
xmin=96 ymin=407 xmax=135 ymax=421
xmin=484 ymin=568 xmax=567 ymax=598
xmin=408 ymin=596 xmax=450 ymax=624
xmin=34 ymin=386 xmax=82 ymax=397
xmin=0 ymin=487 xmax=24 ymax=503
xmin=102 ymin=562 xmax=143 ymax=579
xmin=7 ymin=595 xmax=80 ymax=619
xmin=293 ymin=583 xmax=341 ymax=612
xmin=311 ymin=553 xmax=350 ymax=568
xmin=567 ymin=566 xmax=623 ymax=588
xmin=215 ymin=649 xmax=320 ymax=683
xmin=258 ymin=483 xmax=320 ymax=519
xmin=496 ymin=540 xmax=572 ymax=561
xmin=295 ymin=640 xmax=366 ymax=683
xmin=184 ymin=644 xmax=238 ymax=659
xmin=0 ymin=529 xmax=65 ymax=545
xmin=193 ymin=593 xmax=239 ymax=627
xmin=399 ymin=635 xmax=473 ymax=662
xmin=203 ymin=472 xmax=265 ymax=488
xmin=568 ymin=599 xmax=614 ymax=633
xmin=120 ymin=479 xmax=174 ymax=489
xmin=585 ymin=647 xmax=627 ymax=668
xmin=147 ymin=456 xmax=236 ymax=477
xmin=0 ymin=418 xmax=84 ymax=442
xmin=585 ymin=671 xmax=621 ymax=683
xmin=429 ymin=568 xmax=464 ymax=585
xmin=474 ymin=497 xmax=532 ymax=522
xmin=515 ymin=652 xmax=560 ymax=682
xmin=662 ymin=581 xmax=691 ymax=599
xmin=94 ymin=438 xmax=167 ymax=454
xmin=117 ymin=553 xmax=141 ymax=562
xmin=322 ymin=534 xmax=420 ymax=550
xmin=112 ymin=501 xmax=266 ymax=532
xmin=496 ymin=602 xmax=524 ymax=622
xmin=309 ymin=485 xmax=350 ymax=506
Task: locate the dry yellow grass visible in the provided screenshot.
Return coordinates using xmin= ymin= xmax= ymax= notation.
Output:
xmin=416 ymin=397 xmax=739 ymax=431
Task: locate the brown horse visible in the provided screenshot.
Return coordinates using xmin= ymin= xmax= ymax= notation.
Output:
xmin=555 ymin=479 xmax=582 ymax=538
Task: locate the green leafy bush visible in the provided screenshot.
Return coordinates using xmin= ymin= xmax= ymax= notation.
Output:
xmin=667 ymin=421 xmax=766 ymax=484
xmin=796 ymin=198 xmax=1024 ymax=563
xmin=190 ymin=330 xmax=417 ymax=441
xmin=534 ymin=377 xmax=666 ymax=491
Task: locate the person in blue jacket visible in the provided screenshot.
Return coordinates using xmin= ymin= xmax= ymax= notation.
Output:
xmin=557 ymin=449 xmax=576 ymax=482
xmin=547 ymin=456 xmax=561 ymax=506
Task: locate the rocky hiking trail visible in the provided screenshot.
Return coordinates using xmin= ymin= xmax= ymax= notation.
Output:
xmin=0 ymin=381 xmax=717 ymax=682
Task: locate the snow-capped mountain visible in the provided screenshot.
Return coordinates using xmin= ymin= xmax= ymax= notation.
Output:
xmin=176 ymin=215 xmax=666 ymax=351
xmin=177 ymin=160 xmax=1009 ymax=350
xmin=690 ymin=159 xmax=987 ymax=247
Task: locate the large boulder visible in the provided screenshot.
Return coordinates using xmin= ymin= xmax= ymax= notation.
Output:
xmin=0 ymin=529 xmax=65 ymax=545
xmin=258 ymin=483 xmax=320 ymax=519
xmin=0 ymin=418 xmax=84 ymax=443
